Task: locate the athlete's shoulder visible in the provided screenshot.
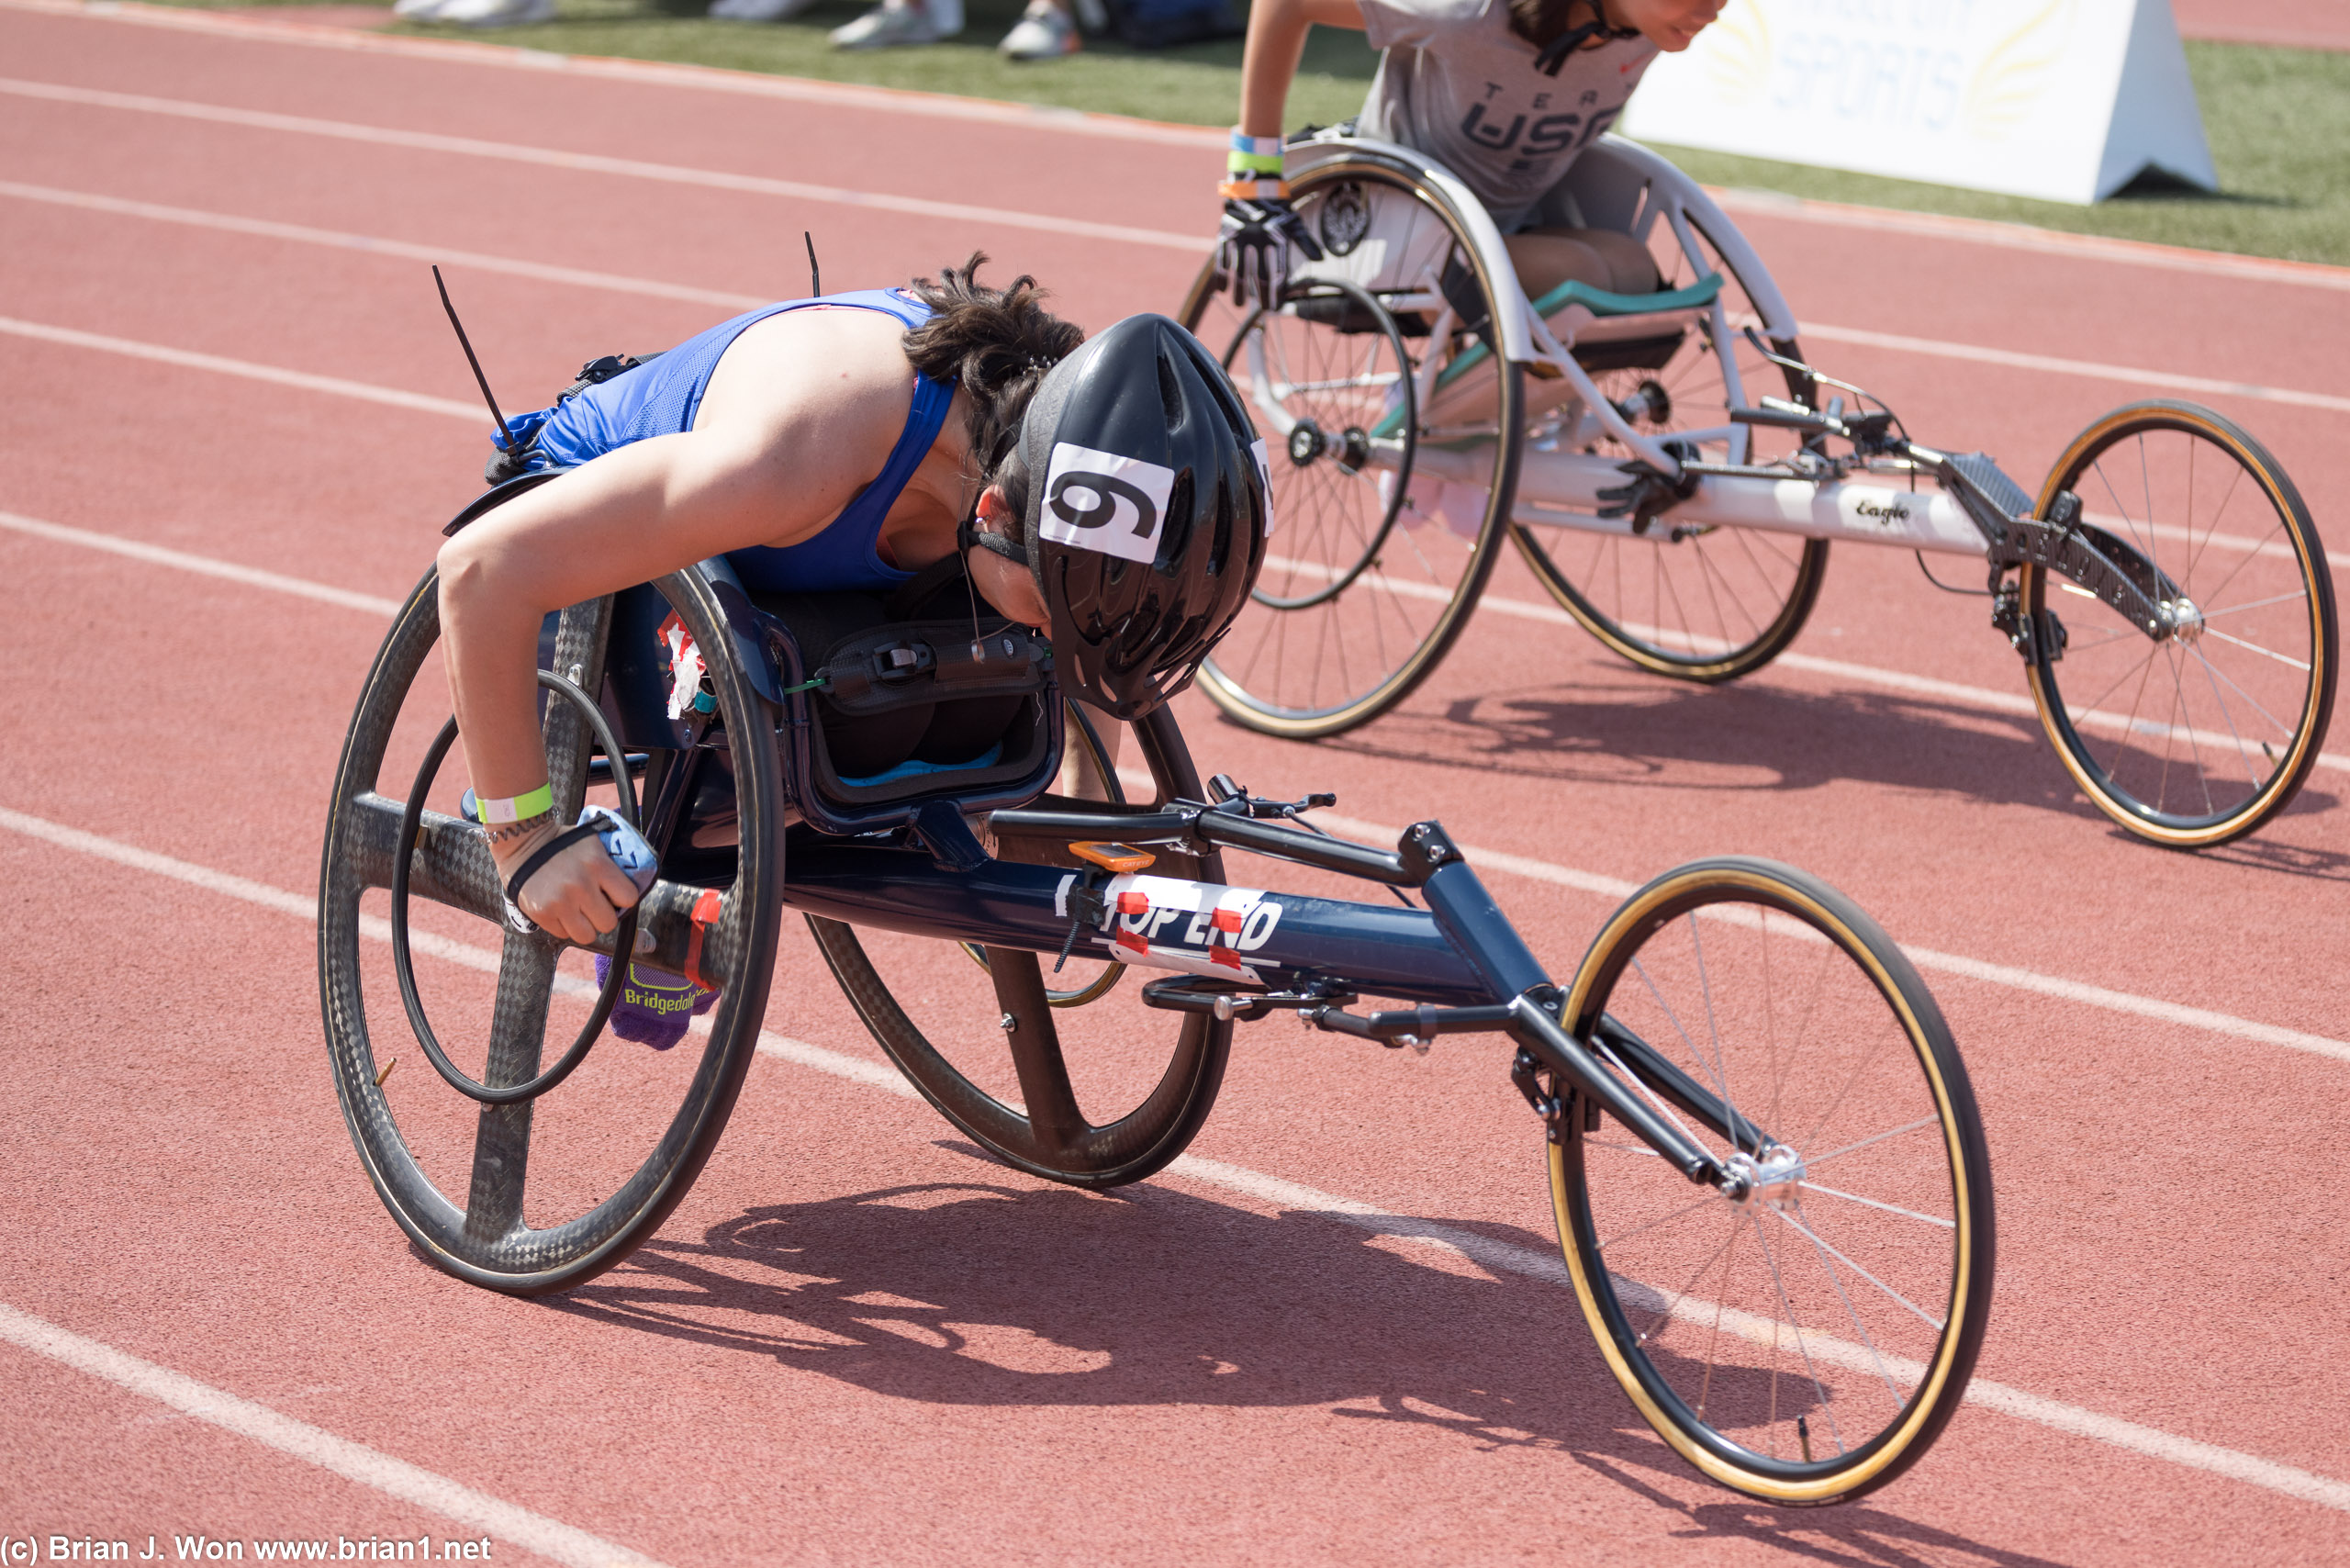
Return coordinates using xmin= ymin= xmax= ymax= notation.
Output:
xmin=1360 ymin=0 xmax=1499 ymax=50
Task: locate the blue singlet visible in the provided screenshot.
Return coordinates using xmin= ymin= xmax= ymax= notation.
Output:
xmin=497 ymin=287 xmax=949 ymax=594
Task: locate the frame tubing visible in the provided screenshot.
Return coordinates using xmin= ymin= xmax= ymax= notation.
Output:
xmin=775 ymin=840 xmax=1497 ymax=1006
xmin=1506 ymin=996 xmax=1718 ymax=1182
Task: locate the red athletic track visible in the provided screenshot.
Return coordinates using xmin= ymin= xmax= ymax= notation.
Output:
xmin=3 ymin=6 xmax=2347 ymax=1565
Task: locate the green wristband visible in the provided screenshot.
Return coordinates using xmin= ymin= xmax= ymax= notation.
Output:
xmin=1226 ymin=148 xmax=1285 ymax=175
xmin=478 ymin=783 xmax=554 ymax=824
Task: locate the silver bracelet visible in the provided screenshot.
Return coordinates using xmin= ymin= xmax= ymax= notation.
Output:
xmin=481 ymin=810 xmax=554 ymax=846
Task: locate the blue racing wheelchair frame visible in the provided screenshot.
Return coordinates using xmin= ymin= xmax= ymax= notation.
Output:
xmin=320 ymin=488 xmax=1994 ymax=1504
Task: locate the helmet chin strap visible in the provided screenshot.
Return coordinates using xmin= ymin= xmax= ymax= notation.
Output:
xmin=1533 ymin=0 xmax=1642 ymax=74
xmin=957 ymin=512 xmax=1031 ymax=567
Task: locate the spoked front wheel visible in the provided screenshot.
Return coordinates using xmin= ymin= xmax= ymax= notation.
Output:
xmin=2025 ymin=400 xmax=2336 ymax=846
xmin=318 ymin=567 xmax=785 ymax=1294
xmin=809 ymin=705 xmax=1232 ymax=1188
xmin=1551 ymin=858 xmax=1992 ymax=1504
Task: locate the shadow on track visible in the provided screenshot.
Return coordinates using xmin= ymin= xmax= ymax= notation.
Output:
xmin=546 ymin=1170 xmax=2051 ymax=1562
xmin=1270 ymin=677 xmax=2338 ymax=842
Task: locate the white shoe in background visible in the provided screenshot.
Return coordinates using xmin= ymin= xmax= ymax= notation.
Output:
xmin=438 ymin=0 xmax=556 ymax=25
xmin=829 ymin=1 xmax=942 ymax=47
xmin=998 ymin=0 xmax=1077 ymax=58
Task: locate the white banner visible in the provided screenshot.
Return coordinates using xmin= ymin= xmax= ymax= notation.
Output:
xmin=1621 ymin=0 xmax=2218 ymax=206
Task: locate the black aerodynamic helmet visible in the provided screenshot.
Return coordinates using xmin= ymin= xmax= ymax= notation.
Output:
xmin=1003 ymin=314 xmax=1271 ymax=719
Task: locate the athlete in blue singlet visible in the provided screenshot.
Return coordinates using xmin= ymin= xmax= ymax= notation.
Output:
xmin=438 ymin=258 xmax=1082 ymax=946
xmin=499 ymin=286 xmax=957 ymax=595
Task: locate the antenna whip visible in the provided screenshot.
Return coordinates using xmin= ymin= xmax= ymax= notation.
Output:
xmin=432 ymin=265 xmax=511 ymax=446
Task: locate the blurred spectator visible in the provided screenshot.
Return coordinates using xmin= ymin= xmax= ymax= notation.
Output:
xmin=818 ymin=0 xmax=1110 ymax=58
xmin=393 ymin=0 xmax=554 ymax=22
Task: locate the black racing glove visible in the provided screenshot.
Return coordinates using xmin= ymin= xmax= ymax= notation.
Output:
xmin=1217 ymin=189 xmax=1325 ymax=308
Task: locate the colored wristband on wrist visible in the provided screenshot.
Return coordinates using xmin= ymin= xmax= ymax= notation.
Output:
xmin=1219 ymin=177 xmax=1290 ymax=202
xmin=1229 ymin=129 xmax=1283 ymax=156
xmin=477 ymin=783 xmax=554 ymax=824
xmin=1226 ymin=149 xmax=1284 ymax=175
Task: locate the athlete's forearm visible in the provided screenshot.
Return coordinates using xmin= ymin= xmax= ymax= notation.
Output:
xmin=435 ymin=431 xmax=785 ymax=807
xmin=1238 ymin=0 xmax=1366 ymax=140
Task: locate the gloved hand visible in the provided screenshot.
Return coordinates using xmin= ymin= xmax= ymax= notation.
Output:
xmin=495 ymin=801 xmax=660 ymax=943
xmin=592 ymin=955 xmax=719 ymax=1050
xmin=1217 ymin=130 xmax=1323 ymax=308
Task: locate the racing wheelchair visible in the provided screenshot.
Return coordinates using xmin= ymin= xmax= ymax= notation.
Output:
xmin=1179 ymin=128 xmax=2337 ymax=849
xmin=320 ymin=474 xmax=1993 ymax=1505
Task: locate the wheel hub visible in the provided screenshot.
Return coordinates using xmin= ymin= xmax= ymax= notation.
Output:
xmin=1614 ymin=378 xmax=1673 ymax=428
xmin=1722 ymin=1143 xmax=1807 ymax=1212
xmin=1287 ymin=420 xmax=1327 ymax=465
xmin=2159 ymin=596 xmax=2205 ymax=644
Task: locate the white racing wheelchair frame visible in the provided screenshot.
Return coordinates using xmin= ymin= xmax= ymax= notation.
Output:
xmin=1181 ymin=130 xmax=2337 ymax=848
xmin=323 ymin=541 xmax=1992 ymax=1506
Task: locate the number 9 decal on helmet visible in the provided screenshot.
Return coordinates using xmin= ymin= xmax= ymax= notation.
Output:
xmin=1002 ymin=314 xmax=1272 ymax=719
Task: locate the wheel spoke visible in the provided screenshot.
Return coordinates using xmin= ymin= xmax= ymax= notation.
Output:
xmin=1803 ymin=1115 xmax=1942 ymax=1170
xmin=1775 ymin=1202 xmax=1945 ymax=1331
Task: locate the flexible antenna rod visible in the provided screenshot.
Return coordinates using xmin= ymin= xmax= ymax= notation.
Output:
xmin=432 ymin=264 xmax=510 ymax=444
xmin=804 ymin=231 xmax=821 ymax=297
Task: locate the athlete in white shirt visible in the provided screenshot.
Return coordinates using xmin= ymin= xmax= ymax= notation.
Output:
xmin=1219 ymin=0 xmax=1723 ymax=305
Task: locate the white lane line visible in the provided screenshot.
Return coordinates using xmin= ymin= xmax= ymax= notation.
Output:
xmin=0 ymin=0 xmax=1229 ymax=151
xmin=14 ymin=9 xmax=2350 ymax=303
xmin=0 ymin=180 xmax=769 ymax=312
xmin=0 ymin=77 xmax=1208 ymax=254
xmin=12 ymin=512 xmax=2346 ymax=1061
xmin=13 ymin=2 xmax=2350 ymax=299
xmin=1306 ymin=810 xmax=2350 ymax=1067
xmin=0 ymin=1303 xmax=668 ymax=1568
xmin=15 ymin=0 xmax=2350 ymax=304
xmin=4 ymin=801 xmax=2347 ymax=1517
xmin=13 ymin=177 xmax=2349 ymax=431
xmin=1259 ymin=552 xmax=2350 ymax=775
xmin=1165 ymin=1157 xmax=2350 ymax=1515
xmin=1708 ymin=185 xmax=2350 ymax=297
xmin=0 ymin=315 xmax=482 ymax=422
xmin=0 ymin=510 xmax=408 ymax=615
xmin=1798 ymin=321 xmax=2350 ymax=417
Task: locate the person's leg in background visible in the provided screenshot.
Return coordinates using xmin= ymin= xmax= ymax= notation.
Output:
xmin=1504 ymin=227 xmax=1662 ymax=299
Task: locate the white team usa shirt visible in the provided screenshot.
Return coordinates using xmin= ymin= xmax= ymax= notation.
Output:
xmin=1357 ymin=0 xmax=1661 ymax=231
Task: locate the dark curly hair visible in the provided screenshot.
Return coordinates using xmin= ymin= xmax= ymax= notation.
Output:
xmin=902 ymin=254 xmax=1084 ymax=519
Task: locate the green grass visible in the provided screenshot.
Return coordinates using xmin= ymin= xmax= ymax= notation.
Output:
xmin=291 ymin=0 xmax=1383 ymax=128
xmin=196 ymin=2 xmax=2350 ymax=265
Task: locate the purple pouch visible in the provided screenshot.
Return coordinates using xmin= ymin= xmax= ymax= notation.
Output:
xmin=592 ymin=956 xmax=718 ymax=1050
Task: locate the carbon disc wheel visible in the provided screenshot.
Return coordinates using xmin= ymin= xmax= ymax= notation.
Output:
xmin=319 ymin=568 xmax=784 ymax=1294
xmin=809 ymin=706 xmax=1232 ymax=1188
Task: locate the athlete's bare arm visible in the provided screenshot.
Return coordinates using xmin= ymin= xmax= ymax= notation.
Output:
xmin=435 ymin=306 xmax=1035 ymax=945
xmin=1238 ymin=0 xmax=1367 ymax=141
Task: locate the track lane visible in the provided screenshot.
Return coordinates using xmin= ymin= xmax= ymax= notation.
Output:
xmin=6 ymin=508 xmax=2349 ymax=1491
xmin=6 ymin=12 xmax=2348 ymax=1559
xmin=6 ymin=811 xmax=2350 ymax=1549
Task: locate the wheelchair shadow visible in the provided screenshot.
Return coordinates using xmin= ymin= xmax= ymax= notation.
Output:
xmin=548 ymin=1170 xmax=2064 ymax=1564
xmin=1307 ymin=675 xmax=2341 ymax=846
